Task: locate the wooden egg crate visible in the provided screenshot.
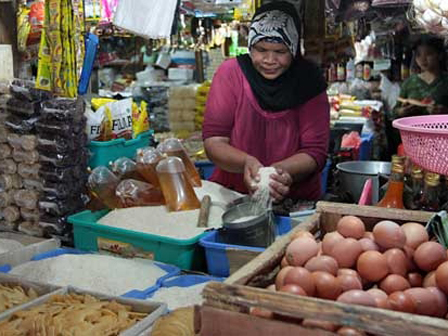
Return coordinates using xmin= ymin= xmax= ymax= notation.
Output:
xmin=196 ymin=202 xmax=447 ymax=336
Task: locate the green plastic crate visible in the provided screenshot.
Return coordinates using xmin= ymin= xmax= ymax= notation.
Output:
xmin=67 ymin=209 xmax=206 ymax=271
xmin=88 ymin=131 xmax=153 ymax=168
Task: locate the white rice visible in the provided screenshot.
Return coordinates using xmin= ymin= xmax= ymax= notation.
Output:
xmin=10 ymin=254 xmax=167 ymax=296
xmin=0 ymin=238 xmax=23 ymax=254
xmin=147 ymin=282 xmax=208 ymax=310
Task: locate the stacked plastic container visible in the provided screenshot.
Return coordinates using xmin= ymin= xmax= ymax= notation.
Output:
xmin=36 ymin=98 xmax=88 ymax=240
xmin=168 ymin=85 xmax=197 ymax=132
xmin=0 ymin=80 xmax=51 ymax=236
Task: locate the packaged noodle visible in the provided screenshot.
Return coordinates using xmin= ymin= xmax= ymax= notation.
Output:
xmin=107 ymin=98 xmax=133 ymax=139
xmin=132 ymin=101 xmax=149 ymax=138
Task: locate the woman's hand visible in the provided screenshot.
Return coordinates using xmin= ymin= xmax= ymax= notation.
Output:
xmin=269 ymin=167 xmax=293 ymax=202
xmin=243 ymin=155 xmax=263 ymax=194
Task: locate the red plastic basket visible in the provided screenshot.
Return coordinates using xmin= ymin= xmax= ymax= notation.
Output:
xmin=393 ymin=115 xmax=448 ymax=175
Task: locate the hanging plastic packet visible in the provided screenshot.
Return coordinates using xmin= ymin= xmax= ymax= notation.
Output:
xmin=0 ymin=191 xmax=12 ymax=207
xmin=6 ymin=98 xmax=40 ymax=117
xmin=0 ymin=144 xmax=11 ymax=159
xmin=157 ymin=138 xmax=202 ymax=187
xmin=3 ymin=206 xmax=20 ymax=222
xmin=39 ymin=151 xmax=79 ymax=167
xmin=0 ymin=159 xmax=17 ymax=174
xmin=108 ymin=98 xmax=133 ymax=139
xmin=5 ymin=114 xmax=39 ymax=134
xmin=9 ymin=79 xmax=52 ymax=102
xmin=20 ymin=208 xmax=40 ymax=222
xmin=87 ymin=166 xmax=121 ymax=209
xmin=13 ymin=189 xmax=39 ymax=210
xmin=156 ymin=156 xmax=200 ymax=212
xmin=18 ymin=163 xmax=40 ymax=179
xmin=37 ymin=134 xmax=77 ymax=153
xmin=136 ymin=147 xmax=163 ymax=187
xmin=23 ymin=179 xmax=43 ymax=191
xmin=116 ymin=179 xmax=165 ymax=207
xmin=110 ymin=157 xmax=145 ymax=181
xmin=0 ymin=174 xmax=22 ymax=190
xmin=12 ymin=148 xmax=39 ymax=164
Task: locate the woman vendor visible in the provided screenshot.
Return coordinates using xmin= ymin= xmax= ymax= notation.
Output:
xmin=202 ymin=1 xmax=330 ymax=202
xmin=389 ymin=35 xmax=448 ymax=154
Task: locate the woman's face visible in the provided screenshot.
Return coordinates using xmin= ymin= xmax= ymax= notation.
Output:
xmin=250 ymin=40 xmax=293 ymax=80
xmin=415 ymin=45 xmax=440 ymax=72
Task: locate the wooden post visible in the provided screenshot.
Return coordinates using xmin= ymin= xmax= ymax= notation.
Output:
xmin=0 ymin=0 xmax=19 ymax=77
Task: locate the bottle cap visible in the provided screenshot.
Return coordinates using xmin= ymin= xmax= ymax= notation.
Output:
xmin=425 ymin=172 xmax=440 ymax=186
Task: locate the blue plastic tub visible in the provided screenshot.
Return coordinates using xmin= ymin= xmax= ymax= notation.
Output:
xmin=195 ymin=160 xmax=215 ymax=179
xmin=1 ymin=247 xmax=181 ymax=298
xmin=360 ymin=133 xmax=374 ymax=161
xmin=199 ymin=216 xmax=291 ymax=277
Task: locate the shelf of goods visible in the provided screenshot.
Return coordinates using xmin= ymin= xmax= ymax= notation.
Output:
xmin=196 ymin=202 xmax=445 ymax=336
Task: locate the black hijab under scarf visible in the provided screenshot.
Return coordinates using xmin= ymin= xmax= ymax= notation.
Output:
xmin=237 ymin=1 xmax=327 ymax=112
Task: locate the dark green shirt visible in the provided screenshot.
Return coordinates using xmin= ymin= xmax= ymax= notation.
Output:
xmin=393 ymin=73 xmax=448 ymax=118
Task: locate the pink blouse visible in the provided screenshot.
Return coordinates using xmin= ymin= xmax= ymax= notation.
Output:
xmin=202 ymin=58 xmax=330 ymax=200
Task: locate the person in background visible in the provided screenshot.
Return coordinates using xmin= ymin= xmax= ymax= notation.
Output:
xmin=202 ymin=1 xmax=330 ymax=202
xmin=389 ymin=35 xmax=448 ymax=154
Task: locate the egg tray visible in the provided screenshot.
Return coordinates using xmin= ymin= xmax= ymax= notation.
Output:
xmin=207 ymin=201 xmax=446 ymax=336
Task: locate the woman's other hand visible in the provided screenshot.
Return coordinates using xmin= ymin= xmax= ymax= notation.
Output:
xmin=243 ymin=155 xmax=263 ymax=194
xmin=269 ymin=167 xmax=293 ymax=202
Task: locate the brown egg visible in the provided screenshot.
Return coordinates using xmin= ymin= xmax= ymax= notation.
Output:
xmin=337 ymin=216 xmax=366 ymax=239
xmin=338 ymin=269 xmax=362 ymax=280
xmin=305 ymin=256 xmax=339 ymax=276
xmin=286 ymin=237 xmax=319 ymax=267
xmin=358 ymin=238 xmax=379 ymax=252
xmin=337 ymin=290 xmax=377 ymax=307
xmin=426 ymin=287 xmax=448 ymax=317
xmin=317 ymin=242 xmax=323 ymax=256
xmin=275 ymin=266 xmax=293 ymax=290
xmin=423 ymin=271 xmax=437 ymax=288
xmin=357 ymin=251 xmax=389 ymax=282
xmin=329 ymin=238 xmax=363 ymax=268
xmin=401 ymin=222 xmax=429 ymax=249
xmin=281 ymin=256 xmax=289 ymax=268
xmin=383 ymin=248 xmax=408 ymax=277
xmin=373 ymin=221 xmax=406 ymax=249
xmin=322 ymin=231 xmax=344 ymax=255
xmin=312 ymin=271 xmax=342 ymax=300
xmin=337 ymin=327 xmax=366 ymax=336
xmin=290 ymin=230 xmax=314 ymax=241
xmin=407 ymin=273 xmax=423 ymax=287
xmin=414 ymin=242 xmax=446 ymax=272
xmin=338 ymin=274 xmax=363 ymax=292
xmin=404 ymin=287 xmax=438 ymax=316
xmin=388 ymin=291 xmax=416 ymax=313
xmin=284 ymin=267 xmax=315 ymax=296
xmin=280 ymin=284 xmax=307 ymax=296
xmin=302 ymin=319 xmax=338 ymax=331
xmin=367 ymin=288 xmax=391 ymax=309
xmin=379 ymin=274 xmax=411 ymax=294
xmin=435 ymin=261 xmax=448 ymax=295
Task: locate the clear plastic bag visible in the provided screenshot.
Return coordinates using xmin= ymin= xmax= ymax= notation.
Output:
xmin=12 ymin=148 xmax=39 ymax=164
xmin=136 ymin=147 xmax=163 ymax=187
xmin=116 ymin=179 xmax=165 ymax=207
xmin=0 ymin=159 xmax=17 ymax=174
xmin=0 ymin=191 xmax=12 ymax=207
xmin=23 ymin=179 xmax=43 ymax=191
xmin=37 ymin=134 xmax=77 ymax=153
xmin=18 ymin=221 xmax=43 ymax=237
xmin=36 ymin=117 xmax=86 ymax=136
xmin=157 ymin=138 xmax=202 ymax=187
xmin=3 ymin=205 xmax=20 ymax=222
xmin=7 ymin=134 xmax=37 ymax=151
xmin=156 ymin=157 xmax=200 ymax=212
xmin=20 ymin=207 xmax=40 ymax=222
xmin=39 ymin=151 xmax=79 ymax=167
xmin=7 ymin=133 xmax=24 ymax=149
xmin=110 ymin=157 xmax=145 ymax=181
xmin=5 ymin=115 xmax=39 ymax=134
xmin=39 ymin=165 xmax=78 ymax=182
xmin=0 ymin=144 xmax=11 ymax=159
xmin=6 ymin=98 xmax=40 ymax=117
xmin=18 ymin=163 xmax=40 ymax=179
xmin=39 ymin=198 xmax=82 ymax=216
xmin=0 ymin=174 xmax=22 ymax=190
xmin=87 ymin=166 xmax=121 ymax=209
xmin=42 ymin=181 xmax=72 ymax=199
xmin=41 ymin=98 xmax=83 ymax=122
xmin=13 ymin=189 xmax=39 ymax=209
xmin=9 ymin=79 xmax=52 ymax=102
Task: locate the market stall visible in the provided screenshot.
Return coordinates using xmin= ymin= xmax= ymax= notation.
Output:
xmin=2 ymin=0 xmax=448 ymax=334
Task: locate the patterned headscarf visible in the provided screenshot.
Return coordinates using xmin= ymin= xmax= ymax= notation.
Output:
xmin=248 ymin=7 xmax=299 ymax=56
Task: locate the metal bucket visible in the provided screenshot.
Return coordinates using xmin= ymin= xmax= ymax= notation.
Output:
xmin=337 ymin=161 xmax=391 ymax=203
xmin=219 ymin=201 xmax=275 ymax=248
